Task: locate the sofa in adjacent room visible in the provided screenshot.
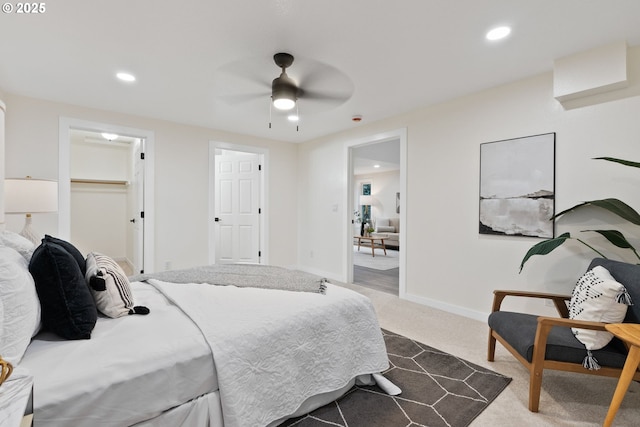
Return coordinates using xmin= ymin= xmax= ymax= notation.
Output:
xmin=373 ymin=217 xmax=399 ymax=247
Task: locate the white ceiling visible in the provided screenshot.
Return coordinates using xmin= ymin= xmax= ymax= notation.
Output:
xmin=1 ymin=1 xmax=640 ymax=144
xmin=353 ymin=140 xmax=400 ymax=175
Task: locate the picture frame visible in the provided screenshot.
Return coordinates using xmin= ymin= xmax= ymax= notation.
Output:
xmin=479 ymin=133 xmax=555 ymax=238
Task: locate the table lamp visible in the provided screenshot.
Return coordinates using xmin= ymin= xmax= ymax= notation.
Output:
xmin=4 ymin=177 xmax=58 ymax=244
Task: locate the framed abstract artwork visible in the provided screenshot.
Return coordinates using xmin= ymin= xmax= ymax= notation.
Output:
xmin=479 ymin=133 xmax=555 ymax=238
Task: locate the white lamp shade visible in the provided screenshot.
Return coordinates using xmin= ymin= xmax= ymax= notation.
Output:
xmin=359 ymin=195 xmax=373 ymax=206
xmin=5 ymin=178 xmax=58 ymax=213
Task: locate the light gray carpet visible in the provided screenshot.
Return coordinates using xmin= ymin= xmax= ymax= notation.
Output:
xmin=280 ymin=329 xmax=511 ymax=427
xmin=353 ymin=246 xmax=399 ymax=270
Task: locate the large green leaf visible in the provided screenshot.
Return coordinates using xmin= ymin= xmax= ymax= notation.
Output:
xmin=585 ymin=229 xmax=634 ymax=249
xmin=594 ymin=157 xmax=640 ymax=169
xmin=552 ymin=198 xmax=640 ymax=226
xmin=519 ymin=232 xmax=571 ymax=273
xmin=585 ymin=229 xmax=640 ymax=261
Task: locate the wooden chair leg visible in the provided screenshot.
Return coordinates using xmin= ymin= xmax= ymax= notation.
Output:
xmin=529 ymin=365 xmax=543 ymax=412
xmin=529 ymin=321 xmax=551 ymax=412
xmin=487 ymin=330 xmax=496 ymax=362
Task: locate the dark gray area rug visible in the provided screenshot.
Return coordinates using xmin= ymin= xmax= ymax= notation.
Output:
xmin=279 ymin=329 xmax=511 ymax=427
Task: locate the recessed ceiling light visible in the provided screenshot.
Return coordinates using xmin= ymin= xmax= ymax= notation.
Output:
xmin=116 ymin=72 xmax=136 ymax=82
xmin=101 ymin=133 xmax=118 ymax=141
xmin=373 ymin=164 xmax=380 ymax=168
xmin=287 ymin=114 xmax=299 ymax=122
xmin=486 ymin=26 xmax=511 ymax=41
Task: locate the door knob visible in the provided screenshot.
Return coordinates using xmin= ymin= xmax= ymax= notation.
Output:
xmin=130 ymin=218 xmax=136 ymax=223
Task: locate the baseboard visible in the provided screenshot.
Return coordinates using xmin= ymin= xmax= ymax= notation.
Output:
xmin=403 ymin=292 xmax=488 ymax=323
xmin=293 ymin=265 xmax=344 ymax=284
xmin=295 ymin=264 xmax=488 ymax=322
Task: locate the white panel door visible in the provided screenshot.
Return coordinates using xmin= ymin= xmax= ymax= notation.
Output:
xmin=215 ymin=153 xmax=261 ymax=264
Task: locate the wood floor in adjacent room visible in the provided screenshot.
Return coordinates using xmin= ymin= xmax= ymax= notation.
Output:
xmin=353 ymin=265 xmax=399 ymax=295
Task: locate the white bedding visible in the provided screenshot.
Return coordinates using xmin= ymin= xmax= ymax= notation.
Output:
xmin=20 ymin=282 xmax=217 ymax=426
xmin=20 ymin=279 xmax=388 ymax=427
xmin=149 ymin=280 xmax=389 ymax=427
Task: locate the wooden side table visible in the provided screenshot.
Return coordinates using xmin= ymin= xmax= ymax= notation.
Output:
xmin=603 ymin=323 xmax=640 ymax=427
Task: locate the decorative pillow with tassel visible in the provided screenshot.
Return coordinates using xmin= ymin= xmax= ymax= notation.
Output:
xmin=568 ymin=265 xmax=633 ymax=370
xmin=85 ymin=252 xmax=150 ymax=318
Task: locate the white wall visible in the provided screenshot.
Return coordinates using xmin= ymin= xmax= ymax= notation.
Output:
xmin=69 ymin=139 xmax=132 ymax=259
xmin=70 ymin=139 xmax=131 ymax=182
xmin=0 ymin=96 xmax=5 ymax=228
xmin=3 ymin=94 xmax=299 ymax=271
xmin=298 ymin=45 xmax=640 ymax=320
xmin=70 ymin=182 xmax=129 ymax=258
xmin=354 ymin=170 xmax=400 ymax=224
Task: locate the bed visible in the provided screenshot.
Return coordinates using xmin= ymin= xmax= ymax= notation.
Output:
xmin=0 ymin=232 xmax=389 ymax=427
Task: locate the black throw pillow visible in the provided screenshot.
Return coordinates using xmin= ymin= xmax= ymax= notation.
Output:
xmin=43 ymin=235 xmax=86 ymax=275
xmin=29 ymin=241 xmax=97 ymax=340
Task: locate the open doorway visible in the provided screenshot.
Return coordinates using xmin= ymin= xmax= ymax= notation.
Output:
xmin=346 ymin=129 xmax=407 ymax=298
xmin=208 ymin=141 xmax=268 ymax=265
xmin=59 ymin=118 xmax=155 ymax=274
xmin=352 ymin=141 xmax=400 ymax=294
xmin=68 ymin=129 xmax=142 ymax=275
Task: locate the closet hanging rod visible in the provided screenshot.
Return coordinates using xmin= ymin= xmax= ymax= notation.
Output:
xmin=70 ymin=178 xmax=129 ymax=186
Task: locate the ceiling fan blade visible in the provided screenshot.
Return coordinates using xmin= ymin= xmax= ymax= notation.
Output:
xmin=218 ymin=92 xmax=269 ymax=106
xmin=213 ymin=56 xmax=273 ymax=102
xmin=299 ymin=89 xmax=350 ymax=104
xmin=293 ymin=58 xmax=354 ymax=108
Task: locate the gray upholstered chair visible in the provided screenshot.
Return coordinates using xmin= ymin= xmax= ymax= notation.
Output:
xmin=487 ymin=258 xmax=640 ymax=412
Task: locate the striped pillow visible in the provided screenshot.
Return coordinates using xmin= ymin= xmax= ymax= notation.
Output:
xmin=85 ymin=252 xmax=149 ymax=318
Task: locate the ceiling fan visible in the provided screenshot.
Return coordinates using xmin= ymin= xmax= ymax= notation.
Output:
xmin=216 ymin=52 xmax=354 ymax=119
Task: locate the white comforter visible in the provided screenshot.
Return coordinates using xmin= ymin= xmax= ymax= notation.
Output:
xmin=149 ymin=280 xmax=389 ymax=427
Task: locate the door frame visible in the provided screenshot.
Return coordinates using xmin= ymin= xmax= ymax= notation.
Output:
xmin=208 ymin=141 xmax=269 ymax=265
xmin=345 ymin=128 xmax=407 ymax=298
xmin=59 ymin=117 xmax=155 ymax=273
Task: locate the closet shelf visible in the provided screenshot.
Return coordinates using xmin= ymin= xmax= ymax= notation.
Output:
xmin=70 ymin=178 xmax=129 ymax=186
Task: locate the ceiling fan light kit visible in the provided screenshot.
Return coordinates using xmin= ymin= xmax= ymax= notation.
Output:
xmin=271 ymin=52 xmax=298 ymax=111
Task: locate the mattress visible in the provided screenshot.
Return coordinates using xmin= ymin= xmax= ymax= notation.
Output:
xmin=20 ymin=281 xmax=217 ymax=426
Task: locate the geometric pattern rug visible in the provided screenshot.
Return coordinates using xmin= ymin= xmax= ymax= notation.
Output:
xmin=280 ymin=329 xmax=511 ymax=427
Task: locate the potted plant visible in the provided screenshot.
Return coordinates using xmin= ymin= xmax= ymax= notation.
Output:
xmin=365 ymin=226 xmax=375 ymax=237
xmin=520 ymin=157 xmax=640 ymax=272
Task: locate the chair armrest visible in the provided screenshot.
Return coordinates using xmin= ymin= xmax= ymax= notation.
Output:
xmin=530 ymin=316 xmax=609 ymax=376
xmin=492 ymin=290 xmax=571 ymax=318
xmin=537 ymin=316 xmax=608 ymax=331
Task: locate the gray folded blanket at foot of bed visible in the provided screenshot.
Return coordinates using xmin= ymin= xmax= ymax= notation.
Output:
xmin=129 ymin=264 xmax=327 ymax=294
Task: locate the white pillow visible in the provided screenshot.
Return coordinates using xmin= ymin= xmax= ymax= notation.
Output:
xmin=0 ymin=247 xmax=41 ymax=365
xmin=0 ymin=230 xmax=35 ymax=262
xmin=85 ymin=252 xmax=148 ymax=318
xmin=569 ymin=266 xmax=630 ymax=350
